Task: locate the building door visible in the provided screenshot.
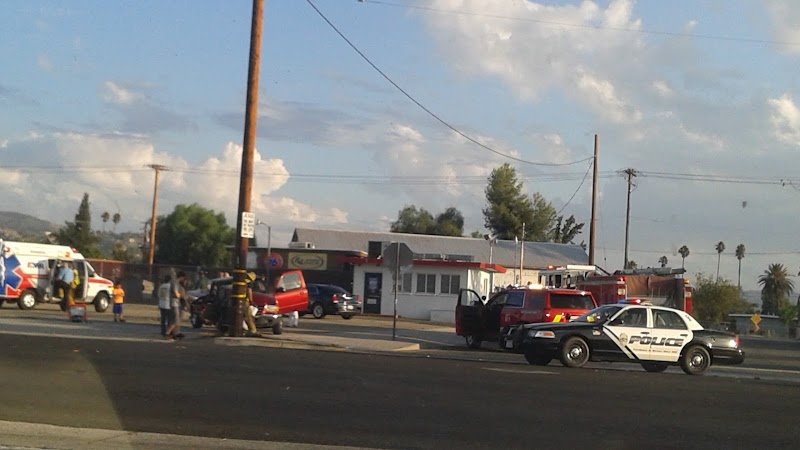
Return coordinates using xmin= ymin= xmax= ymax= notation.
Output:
xmin=363 ymin=272 xmax=382 ymax=314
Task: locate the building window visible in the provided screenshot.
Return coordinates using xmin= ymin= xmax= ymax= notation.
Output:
xmin=397 ymin=273 xmax=412 ymax=293
xmin=440 ymin=274 xmax=461 ymax=294
xmin=416 ymin=274 xmax=436 ymax=294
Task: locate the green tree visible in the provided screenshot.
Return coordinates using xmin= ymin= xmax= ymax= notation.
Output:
xmin=715 ymin=241 xmax=725 ymax=281
xmin=735 ymin=244 xmax=745 ymax=290
xmin=550 ymin=214 xmax=584 ymax=244
xmin=154 ymin=203 xmax=235 ymax=267
xmin=678 ymin=245 xmax=690 ymax=269
xmin=56 ymin=193 xmax=101 ymax=257
xmin=528 ymin=192 xmax=557 ymax=241
xmin=112 ymin=212 xmax=121 ymax=232
xmin=658 ymin=255 xmax=668 ymax=268
xmin=483 ymin=164 xmax=535 ymax=240
xmin=390 ymin=205 xmax=464 ymax=236
xmin=101 ymin=211 xmax=110 ymax=232
xmin=433 ymin=207 xmax=465 ymax=236
xmin=758 ymin=263 xmax=794 ymax=315
xmin=625 ymin=260 xmax=638 ymax=269
xmin=693 ymin=273 xmax=752 ymax=324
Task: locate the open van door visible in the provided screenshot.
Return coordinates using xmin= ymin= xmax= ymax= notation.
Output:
xmin=456 ymin=289 xmax=486 ymax=349
xmin=72 ymin=260 xmax=89 ymax=301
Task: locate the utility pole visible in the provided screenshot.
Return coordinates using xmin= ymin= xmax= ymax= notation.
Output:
xmin=147 ymin=164 xmax=166 ymax=273
xmin=588 ymin=134 xmax=598 ymax=265
xmin=231 ymin=0 xmax=264 ymax=337
xmin=622 ymin=168 xmax=638 ymax=269
xmin=519 ymin=222 xmax=525 ymax=282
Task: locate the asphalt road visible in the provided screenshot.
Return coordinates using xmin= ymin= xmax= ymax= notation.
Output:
xmin=1 ymin=333 xmax=799 ymax=449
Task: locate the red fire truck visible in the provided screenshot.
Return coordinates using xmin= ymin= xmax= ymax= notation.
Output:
xmin=536 ymin=264 xmax=694 ymax=314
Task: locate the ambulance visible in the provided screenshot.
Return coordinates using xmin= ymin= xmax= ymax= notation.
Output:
xmin=0 ymin=240 xmax=113 ymax=312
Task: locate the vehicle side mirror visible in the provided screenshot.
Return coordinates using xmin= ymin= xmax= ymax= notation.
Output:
xmin=276 ymin=287 xmax=285 ymax=293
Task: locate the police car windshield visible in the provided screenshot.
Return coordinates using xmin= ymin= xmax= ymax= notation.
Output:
xmin=574 ymin=305 xmax=624 ymax=324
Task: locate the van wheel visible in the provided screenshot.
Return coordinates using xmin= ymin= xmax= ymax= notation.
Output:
xmin=18 ymin=290 xmax=37 ymax=310
xmin=93 ymin=292 xmax=110 ymax=312
xmin=559 ymin=336 xmax=590 ymax=368
xmin=465 ymin=335 xmax=482 ymax=349
xmin=311 ymin=303 xmax=326 ymax=319
xmin=272 ymin=319 xmax=284 ymax=335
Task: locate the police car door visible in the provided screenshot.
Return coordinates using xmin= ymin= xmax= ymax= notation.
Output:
xmin=602 ymin=307 xmax=652 ymax=361
xmin=648 ymin=308 xmax=692 ymax=362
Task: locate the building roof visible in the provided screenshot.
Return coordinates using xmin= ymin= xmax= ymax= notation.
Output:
xmin=292 ymin=228 xmax=588 ymax=269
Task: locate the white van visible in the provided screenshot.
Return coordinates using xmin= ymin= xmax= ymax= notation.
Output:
xmin=0 ymin=240 xmax=113 ymax=312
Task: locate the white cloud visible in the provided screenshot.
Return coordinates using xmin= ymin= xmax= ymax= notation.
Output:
xmin=102 ymin=81 xmax=143 ymax=106
xmin=574 ymin=69 xmax=642 ymax=124
xmin=37 ymin=54 xmax=53 ymax=72
xmin=768 ymin=94 xmax=800 ymax=146
xmin=652 ymin=80 xmax=673 ymax=98
xmin=764 ymin=0 xmax=800 ymax=54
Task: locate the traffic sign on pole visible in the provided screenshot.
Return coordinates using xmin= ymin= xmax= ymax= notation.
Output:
xmin=241 ymin=211 xmax=255 ymax=238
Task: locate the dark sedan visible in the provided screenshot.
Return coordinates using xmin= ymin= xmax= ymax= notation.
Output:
xmin=305 ymin=284 xmax=362 ymax=319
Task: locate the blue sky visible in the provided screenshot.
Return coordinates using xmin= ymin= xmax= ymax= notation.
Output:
xmin=2 ymin=0 xmax=800 ymax=290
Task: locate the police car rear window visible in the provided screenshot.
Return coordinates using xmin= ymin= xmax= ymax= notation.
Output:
xmin=550 ymin=294 xmax=594 ymax=310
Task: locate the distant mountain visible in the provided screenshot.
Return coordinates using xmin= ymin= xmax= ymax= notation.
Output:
xmin=0 ymin=211 xmax=60 ymax=240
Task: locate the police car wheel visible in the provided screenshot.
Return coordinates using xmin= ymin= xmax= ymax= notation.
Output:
xmin=559 ymin=337 xmax=590 ymax=368
xmin=641 ymin=362 xmax=669 ymax=373
xmin=524 ymin=351 xmax=552 ymax=366
xmin=465 ymin=335 xmax=482 ymax=349
xmin=680 ymin=345 xmax=711 ymax=375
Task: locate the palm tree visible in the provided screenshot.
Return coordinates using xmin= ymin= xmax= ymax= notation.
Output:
xmin=715 ymin=241 xmax=725 ymax=281
xmin=625 ymin=260 xmax=638 ymax=270
xmin=658 ymin=255 xmax=668 ymax=268
xmin=112 ymin=213 xmax=121 ymax=232
xmin=678 ymin=245 xmax=690 ymax=269
xmin=758 ymin=263 xmax=794 ymax=315
xmin=101 ymin=211 xmax=110 ymax=232
xmin=735 ymin=244 xmax=745 ymax=290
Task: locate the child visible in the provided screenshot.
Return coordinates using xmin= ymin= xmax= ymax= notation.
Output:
xmin=112 ymin=278 xmax=125 ymax=322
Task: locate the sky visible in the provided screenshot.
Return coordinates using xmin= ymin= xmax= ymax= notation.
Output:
xmin=2 ymin=0 xmax=800 ymax=291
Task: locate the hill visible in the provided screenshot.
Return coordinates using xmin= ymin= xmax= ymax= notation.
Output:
xmin=0 ymin=211 xmax=60 ymax=241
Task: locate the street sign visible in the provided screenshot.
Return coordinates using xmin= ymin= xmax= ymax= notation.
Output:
xmin=383 ymin=242 xmax=413 ymax=271
xmin=241 ymin=211 xmax=255 ymax=238
xmin=751 ymin=313 xmax=762 ymax=325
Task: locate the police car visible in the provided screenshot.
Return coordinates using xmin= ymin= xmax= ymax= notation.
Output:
xmin=516 ymin=301 xmax=745 ymax=375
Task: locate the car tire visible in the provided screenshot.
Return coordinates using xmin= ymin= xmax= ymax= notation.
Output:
xmin=641 ymin=362 xmax=669 ymax=373
xmin=272 ymin=318 xmax=284 ymax=335
xmin=524 ymin=351 xmax=552 ymax=366
xmin=17 ymin=289 xmax=36 ymax=310
xmin=311 ymin=303 xmax=326 ymax=319
xmin=465 ymin=335 xmax=482 ymax=349
xmin=93 ymin=292 xmax=110 ymax=313
xmin=341 ymin=314 xmax=354 ymax=320
xmin=559 ymin=336 xmax=590 ymax=368
xmin=190 ymin=311 xmax=204 ymax=329
xmin=680 ymin=345 xmax=711 ymax=375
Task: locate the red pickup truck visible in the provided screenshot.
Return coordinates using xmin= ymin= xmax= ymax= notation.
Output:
xmin=189 ymin=269 xmax=310 ymax=334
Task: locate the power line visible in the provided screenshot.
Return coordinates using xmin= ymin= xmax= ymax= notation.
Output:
xmin=305 ymin=0 xmax=592 ymax=167
xmin=361 ymin=0 xmax=800 ymax=48
xmin=556 ymin=160 xmax=593 ymax=214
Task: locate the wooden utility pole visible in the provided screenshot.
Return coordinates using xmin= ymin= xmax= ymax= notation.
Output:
xmin=147 ymin=164 xmax=166 ymax=269
xmin=623 ymin=168 xmax=638 ymax=269
xmin=588 ymin=135 xmax=598 ymax=265
xmin=231 ymin=0 xmax=264 ymax=337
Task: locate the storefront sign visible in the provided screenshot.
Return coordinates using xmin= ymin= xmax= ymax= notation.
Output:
xmin=288 ymin=252 xmax=327 ymax=270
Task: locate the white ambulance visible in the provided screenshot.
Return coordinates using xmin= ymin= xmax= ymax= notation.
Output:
xmin=0 ymin=240 xmax=113 ymax=312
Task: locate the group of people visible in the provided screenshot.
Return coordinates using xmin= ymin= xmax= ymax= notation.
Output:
xmin=157 ymin=271 xmax=188 ymax=340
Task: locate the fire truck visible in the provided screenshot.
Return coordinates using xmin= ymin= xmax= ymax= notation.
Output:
xmin=536 ymin=264 xmax=693 ymax=314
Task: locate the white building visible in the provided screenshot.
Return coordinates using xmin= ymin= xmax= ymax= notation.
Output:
xmin=291 ymin=228 xmax=590 ymax=323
